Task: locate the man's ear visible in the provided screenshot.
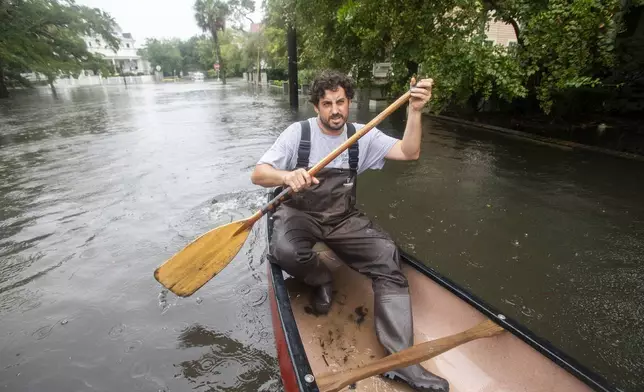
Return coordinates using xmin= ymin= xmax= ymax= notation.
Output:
xmin=313 ymin=104 xmax=320 ymax=114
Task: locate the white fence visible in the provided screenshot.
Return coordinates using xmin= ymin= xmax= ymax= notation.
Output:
xmin=53 ymin=75 xmax=154 ymax=88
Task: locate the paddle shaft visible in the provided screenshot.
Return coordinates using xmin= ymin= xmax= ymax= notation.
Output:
xmin=315 ymin=319 xmax=504 ymax=392
xmin=240 ymin=90 xmax=413 ymax=232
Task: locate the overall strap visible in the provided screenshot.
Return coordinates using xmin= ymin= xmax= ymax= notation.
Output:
xmin=296 ymin=120 xmax=311 ymax=169
xmin=346 ymin=122 xmax=359 ymax=172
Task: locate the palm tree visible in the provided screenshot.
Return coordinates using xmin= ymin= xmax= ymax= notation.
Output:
xmin=194 ymin=0 xmax=254 ymax=85
xmin=194 ymin=0 xmax=230 ymax=84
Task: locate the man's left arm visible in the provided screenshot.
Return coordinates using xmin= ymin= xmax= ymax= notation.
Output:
xmin=385 ymin=78 xmax=434 ymax=161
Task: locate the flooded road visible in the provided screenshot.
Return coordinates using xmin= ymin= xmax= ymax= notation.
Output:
xmin=0 ymin=81 xmax=642 ymax=391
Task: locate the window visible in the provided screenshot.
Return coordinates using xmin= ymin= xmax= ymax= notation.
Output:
xmin=484 ymin=39 xmax=495 ymax=47
xmin=126 ymin=43 xmax=130 ymax=48
xmin=508 ymin=40 xmax=518 ymax=48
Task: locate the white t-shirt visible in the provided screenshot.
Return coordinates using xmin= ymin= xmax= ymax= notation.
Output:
xmin=257 ymin=118 xmax=398 ymax=174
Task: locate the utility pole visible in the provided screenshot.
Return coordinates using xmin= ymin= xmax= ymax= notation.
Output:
xmin=287 ymin=23 xmax=298 ymax=109
xmin=256 ymin=42 xmax=261 ymax=86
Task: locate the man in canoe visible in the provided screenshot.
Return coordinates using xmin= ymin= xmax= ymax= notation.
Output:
xmin=251 ymin=70 xmax=448 ymax=391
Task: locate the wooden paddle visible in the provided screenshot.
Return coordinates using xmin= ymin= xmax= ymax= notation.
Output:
xmin=154 ymin=86 xmax=415 ymax=297
xmin=315 ymin=319 xmax=505 ymax=392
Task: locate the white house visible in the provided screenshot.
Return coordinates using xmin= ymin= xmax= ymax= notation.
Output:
xmin=85 ymin=27 xmax=151 ymax=75
xmin=485 ymin=19 xmax=518 ymax=47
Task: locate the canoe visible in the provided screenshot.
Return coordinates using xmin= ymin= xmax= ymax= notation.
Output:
xmin=265 ymin=191 xmax=616 ymax=392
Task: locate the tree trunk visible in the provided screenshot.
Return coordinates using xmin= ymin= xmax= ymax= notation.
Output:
xmin=256 ymin=46 xmax=261 ymax=86
xmin=47 ymin=75 xmax=56 ymax=91
xmin=406 ymin=61 xmax=419 ymax=81
xmin=287 ymin=23 xmax=298 ymax=109
xmin=507 ymin=18 xmax=522 ymax=47
xmin=0 ymin=67 xmax=9 ymax=99
xmin=210 ymin=27 xmax=226 ymax=85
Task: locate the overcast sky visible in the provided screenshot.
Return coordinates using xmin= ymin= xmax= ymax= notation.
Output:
xmin=76 ymin=0 xmax=264 ymax=43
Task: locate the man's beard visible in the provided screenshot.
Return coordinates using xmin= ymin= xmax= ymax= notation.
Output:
xmin=320 ymin=114 xmax=346 ymax=131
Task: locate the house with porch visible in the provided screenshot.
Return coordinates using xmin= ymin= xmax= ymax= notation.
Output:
xmin=85 ymin=28 xmax=151 ymax=75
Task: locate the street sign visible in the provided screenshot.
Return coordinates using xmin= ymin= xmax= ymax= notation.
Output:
xmin=372 ymin=62 xmax=392 ymax=78
xmin=214 ymin=63 xmax=220 ymax=70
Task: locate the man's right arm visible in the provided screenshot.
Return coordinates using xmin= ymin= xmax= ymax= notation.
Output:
xmin=251 ymin=164 xmax=289 ymax=187
xmin=251 ymin=164 xmax=319 ymax=192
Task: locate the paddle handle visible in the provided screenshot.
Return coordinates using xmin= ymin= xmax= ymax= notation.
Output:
xmin=243 ymin=89 xmax=414 ymax=229
xmin=315 ymin=319 xmax=504 ymax=392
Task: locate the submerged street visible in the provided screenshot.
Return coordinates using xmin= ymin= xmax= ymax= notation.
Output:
xmin=0 ymin=81 xmax=642 ymax=391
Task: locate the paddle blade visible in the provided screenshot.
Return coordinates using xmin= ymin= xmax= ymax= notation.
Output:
xmin=154 ymin=219 xmax=252 ymax=297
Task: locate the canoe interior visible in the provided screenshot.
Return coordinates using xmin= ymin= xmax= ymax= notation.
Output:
xmin=266 ymin=191 xmax=615 ymax=392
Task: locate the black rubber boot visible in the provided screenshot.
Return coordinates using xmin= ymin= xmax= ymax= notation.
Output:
xmin=375 ymin=291 xmax=449 ymax=392
xmin=383 ymin=366 xmax=449 ymax=391
xmin=311 ymin=283 xmax=333 ymax=315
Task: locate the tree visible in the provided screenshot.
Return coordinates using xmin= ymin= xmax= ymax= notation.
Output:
xmin=195 ymin=30 xmax=245 ymax=77
xmin=138 ymin=38 xmax=183 ymax=76
xmin=265 ymin=0 xmax=639 ymax=114
xmin=193 ymin=0 xmax=254 ymax=84
xmin=0 ymin=0 xmax=119 ymax=98
xmin=484 ymin=0 xmax=623 ymax=112
xmin=178 ymin=36 xmax=203 ymax=73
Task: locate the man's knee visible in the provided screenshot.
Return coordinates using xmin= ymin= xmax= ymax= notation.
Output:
xmin=271 ymin=233 xmax=315 ymax=266
xmin=373 ymin=276 xmax=409 ymax=293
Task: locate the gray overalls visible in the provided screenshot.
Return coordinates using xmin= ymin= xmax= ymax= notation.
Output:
xmin=269 ymin=120 xmax=449 ymax=391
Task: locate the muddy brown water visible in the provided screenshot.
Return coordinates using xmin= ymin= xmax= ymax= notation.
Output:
xmin=0 ymin=81 xmax=642 ymax=391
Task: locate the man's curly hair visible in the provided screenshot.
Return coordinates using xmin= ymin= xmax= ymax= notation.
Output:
xmin=309 ymin=70 xmax=355 ymax=106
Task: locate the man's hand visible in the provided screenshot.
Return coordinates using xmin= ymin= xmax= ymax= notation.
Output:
xmin=282 ymin=168 xmax=319 ymax=192
xmin=409 ymin=78 xmax=434 ymax=112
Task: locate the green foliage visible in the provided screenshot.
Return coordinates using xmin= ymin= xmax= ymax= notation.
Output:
xmin=506 ymin=0 xmax=621 ymax=112
xmin=134 ymin=29 xmax=263 ymax=79
xmin=195 ymin=30 xmax=246 ymax=76
xmin=422 ymin=36 xmax=527 ymax=111
xmin=0 ymin=0 xmax=120 ymax=96
xmin=264 ymin=26 xmax=288 ymax=70
xmin=264 ymin=0 xmax=636 ymax=114
xmin=83 ymin=54 xmax=114 ymax=78
xmin=297 ymin=68 xmax=318 ymax=85
xmin=179 ymin=36 xmax=203 ymax=73
xmin=193 ymin=0 xmax=255 ymax=84
xmin=139 ymin=39 xmax=183 ymax=76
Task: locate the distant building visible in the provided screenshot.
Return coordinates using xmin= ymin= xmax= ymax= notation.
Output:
xmin=84 ymin=27 xmax=151 ymax=75
xmin=250 ymin=23 xmax=263 ymax=33
xmin=485 ymin=19 xmax=518 ymax=47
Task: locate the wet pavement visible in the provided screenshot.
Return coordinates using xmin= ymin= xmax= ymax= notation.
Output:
xmin=0 ymin=80 xmax=642 ymax=391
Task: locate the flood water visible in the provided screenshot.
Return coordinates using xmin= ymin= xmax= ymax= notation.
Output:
xmin=0 ymin=81 xmax=642 ymax=392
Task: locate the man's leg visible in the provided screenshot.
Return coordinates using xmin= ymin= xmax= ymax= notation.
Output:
xmin=270 ymin=206 xmax=334 ymax=314
xmin=325 ymin=213 xmax=449 ymax=392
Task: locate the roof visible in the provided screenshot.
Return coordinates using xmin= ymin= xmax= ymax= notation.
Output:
xmin=122 ymin=33 xmax=133 ymax=39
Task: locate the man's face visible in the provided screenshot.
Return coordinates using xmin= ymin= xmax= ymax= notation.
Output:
xmin=314 ymin=87 xmax=350 ymax=132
